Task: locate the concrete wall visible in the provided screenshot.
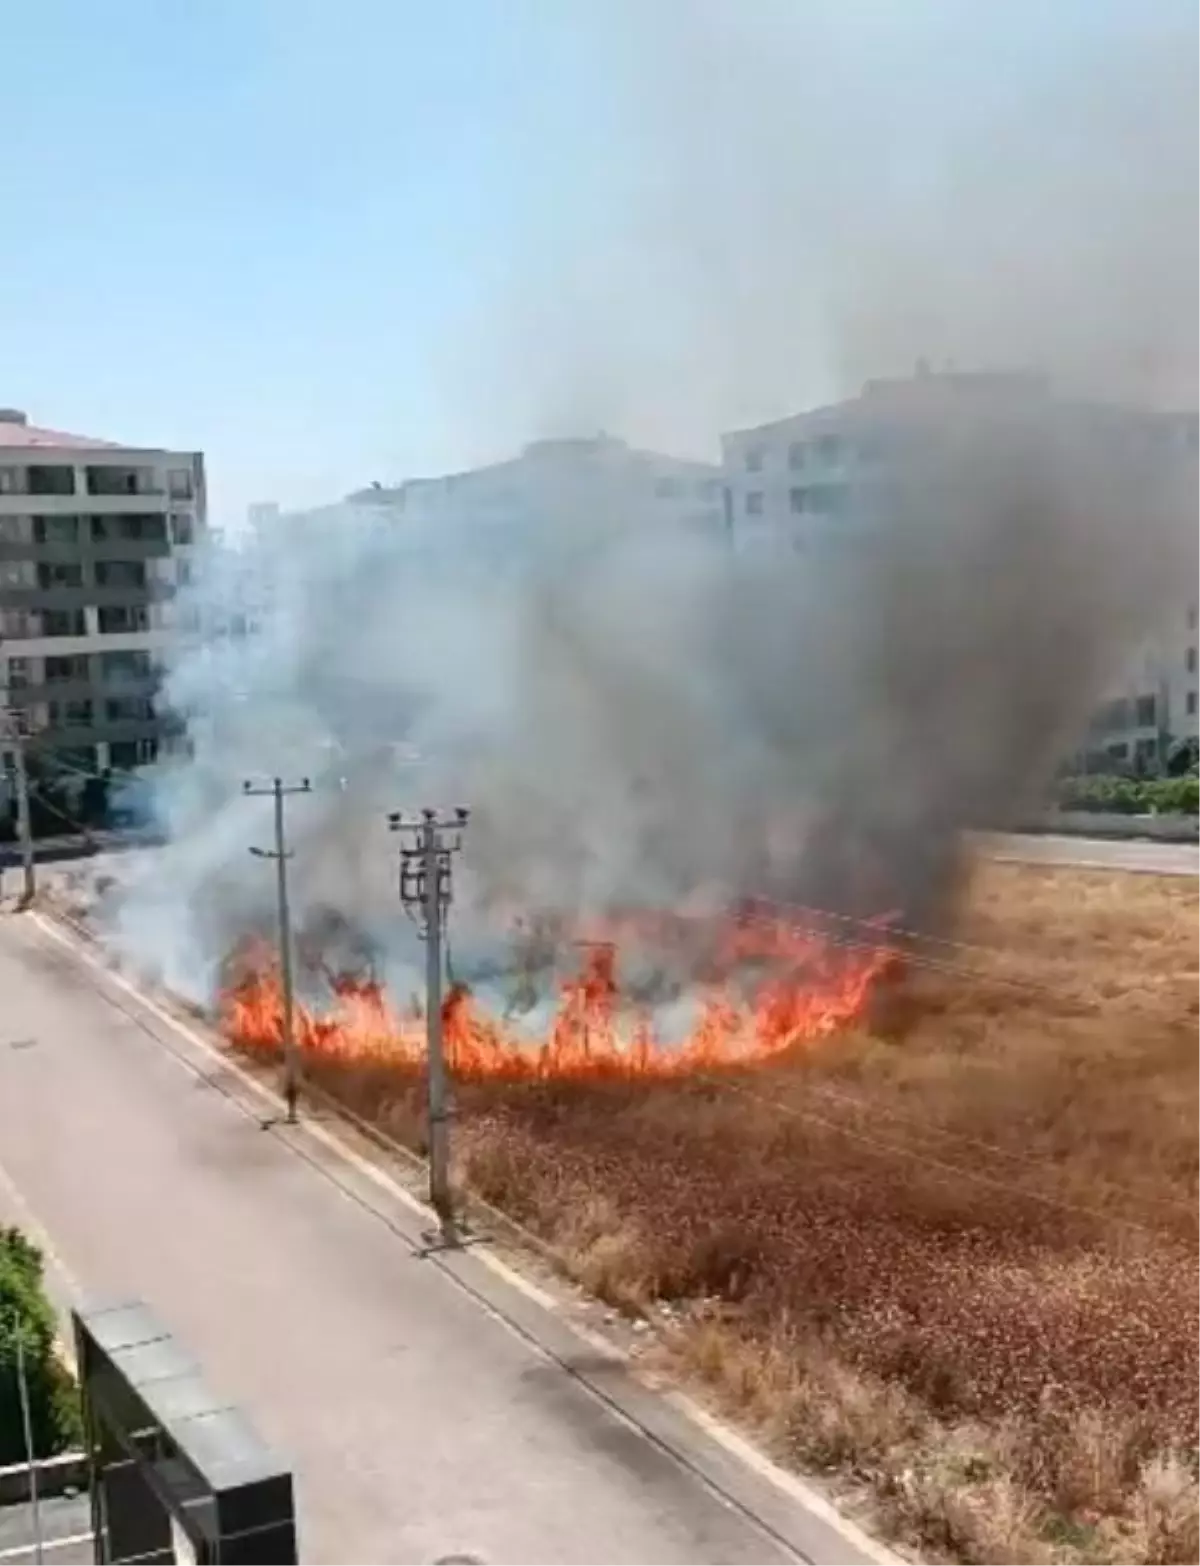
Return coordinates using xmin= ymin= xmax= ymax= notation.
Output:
xmin=1024 ymin=810 xmax=1199 ymax=842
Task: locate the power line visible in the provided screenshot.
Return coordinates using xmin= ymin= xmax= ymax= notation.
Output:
xmin=728 ymin=902 xmax=1098 ymax=1011
xmin=243 ymin=776 xmax=312 ymax=1124
xmin=692 ymin=1069 xmax=1165 ymax=1238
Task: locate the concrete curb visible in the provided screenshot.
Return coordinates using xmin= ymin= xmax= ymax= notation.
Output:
xmin=1018 ymin=811 xmax=1198 ymax=843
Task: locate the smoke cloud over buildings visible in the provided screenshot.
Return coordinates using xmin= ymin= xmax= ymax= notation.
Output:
xmin=103 ymin=2 xmax=1197 ymax=1006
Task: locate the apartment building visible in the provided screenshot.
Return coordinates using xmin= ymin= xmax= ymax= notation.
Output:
xmin=722 ymin=371 xmax=1198 ymax=766
xmin=346 ymin=434 xmax=725 ymax=565
xmin=0 ymin=408 xmax=205 ymax=780
xmin=722 ymin=369 xmax=1073 ymax=556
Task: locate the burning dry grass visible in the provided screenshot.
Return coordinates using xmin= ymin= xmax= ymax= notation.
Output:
xmin=226 ymin=861 xmax=1198 ymax=1564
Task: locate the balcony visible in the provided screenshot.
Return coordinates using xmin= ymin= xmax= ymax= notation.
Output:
xmin=1 ymin=584 xmax=160 ymax=612
xmin=85 ymin=466 xmax=164 ymax=498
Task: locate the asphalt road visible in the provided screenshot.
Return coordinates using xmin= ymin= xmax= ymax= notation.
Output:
xmin=0 ymin=911 xmax=882 ymax=1566
xmin=978 ymin=831 xmax=1199 ymax=877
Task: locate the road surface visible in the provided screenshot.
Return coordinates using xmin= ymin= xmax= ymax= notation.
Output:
xmin=978 ymin=831 xmax=1199 ymax=877
xmin=0 ymin=911 xmax=882 ymax=1566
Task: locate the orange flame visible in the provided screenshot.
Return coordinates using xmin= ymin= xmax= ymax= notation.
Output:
xmin=220 ymin=909 xmax=893 ymax=1082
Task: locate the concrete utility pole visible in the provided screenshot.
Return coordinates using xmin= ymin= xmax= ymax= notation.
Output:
xmin=388 ymin=807 xmax=469 ymax=1241
xmin=244 ymin=777 xmax=312 ymax=1123
xmin=1 ymin=706 xmax=35 ymax=904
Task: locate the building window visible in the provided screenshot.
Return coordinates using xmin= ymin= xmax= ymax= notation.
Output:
xmin=94 ymin=560 xmax=148 ymax=589
xmin=26 ymin=465 xmax=76 ymax=496
xmin=45 ymin=655 xmax=89 ymax=683
xmin=817 ymin=434 xmax=844 ymax=465
xmin=745 ymin=448 xmax=764 ymax=473
xmin=1187 ymin=691 xmax=1197 ymax=716
xmin=1106 ymin=741 xmax=1129 ymax=761
xmin=170 ymin=513 xmax=194 ymax=545
xmin=98 ymin=604 xmax=149 ymax=633
xmin=789 ymin=487 xmax=807 ymax=514
xmin=32 ymin=515 xmax=80 ymax=545
xmin=802 ymin=483 xmax=850 ymax=517
xmin=1135 ymin=694 xmax=1157 ymax=728
xmin=6 ymin=657 xmax=30 ymax=688
xmin=90 ymin=513 xmax=167 ymax=543
xmin=1187 ymin=647 xmax=1197 ymax=675
xmin=168 ymin=468 xmax=194 ymax=500
xmin=105 ymin=695 xmax=155 ymax=723
xmin=1092 ymin=698 xmax=1130 ymax=733
xmin=0 ymin=560 xmax=36 ymax=589
xmin=101 ymin=649 xmax=152 ymax=681
xmin=0 ymin=467 xmax=27 ymax=495
xmin=48 ymin=699 xmax=94 ymax=728
xmin=0 ymin=515 xmax=31 ymax=543
xmin=109 ymin=738 xmax=155 ymax=769
xmin=40 ymin=609 xmax=87 ymax=637
xmin=787 ymin=442 xmax=806 ymax=470
xmin=745 ymin=491 xmax=764 ymax=516
xmin=36 ymin=562 xmax=83 ymax=589
xmin=86 ymin=466 xmax=162 ymax=497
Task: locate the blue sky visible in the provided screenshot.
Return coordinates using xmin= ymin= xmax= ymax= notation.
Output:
xmin=1 ymin=0 xmax=625 ymax=518
xmin=1 ymin=0 xmax=1193 ymax=525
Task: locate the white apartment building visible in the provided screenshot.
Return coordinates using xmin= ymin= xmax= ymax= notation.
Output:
xmin=346 ymin=434 xmax=726 ymax=566
xmin=0 ymin=408 xmax=206 ymax=780
xmin=722 ymin=371 xmax=1198 ymax=766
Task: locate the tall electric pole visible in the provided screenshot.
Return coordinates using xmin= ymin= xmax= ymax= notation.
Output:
xmin=244 ymin=777 xmax=312 ymax=1123
xmin=1 ymin=705 xmax=35 ymax=904
xmin=388 ymin=806 xmax=469 ymax=1241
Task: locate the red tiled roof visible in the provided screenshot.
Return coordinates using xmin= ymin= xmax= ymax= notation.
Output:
xmin=0 ymin=419 xmax=123 ymax=450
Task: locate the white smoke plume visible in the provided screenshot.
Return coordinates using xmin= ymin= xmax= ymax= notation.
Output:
xmin=100 ymin=2 xmax=1197 ymax=1005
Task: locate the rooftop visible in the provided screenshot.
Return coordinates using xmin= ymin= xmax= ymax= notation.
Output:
xmin=724 ymin=368 xmax=1054 ymax=442
xmin=0 ymin=408 xmax=125 ymax=451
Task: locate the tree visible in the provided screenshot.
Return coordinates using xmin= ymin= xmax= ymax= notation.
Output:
xmin=0 ymin=1227 xmax=81 ymax=1463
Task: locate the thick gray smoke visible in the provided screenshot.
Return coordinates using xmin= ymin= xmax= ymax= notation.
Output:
xmin=100 ymin=3 xmax=1197 ymax=1006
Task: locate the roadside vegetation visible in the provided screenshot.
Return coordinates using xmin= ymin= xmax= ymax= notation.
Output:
xmin=1054 ymin=774 xmax=1198 ymax=816
xmin=0 ymin=1228 xmax=81 ymax=1464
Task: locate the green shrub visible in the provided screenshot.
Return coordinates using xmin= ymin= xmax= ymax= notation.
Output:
xmin=1055 ymin=775 xmax=1199 ymax=816
xmin=0 ymin=1227 xmax=81 ymax=1463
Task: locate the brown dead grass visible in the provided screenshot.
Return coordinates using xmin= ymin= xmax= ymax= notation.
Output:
xmin=281 ymin=862 xmax=1199 ymax=1563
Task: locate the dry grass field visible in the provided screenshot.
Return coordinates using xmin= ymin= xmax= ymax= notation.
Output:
xmin=226 ymin=860 xmax=1198 ymax=1564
